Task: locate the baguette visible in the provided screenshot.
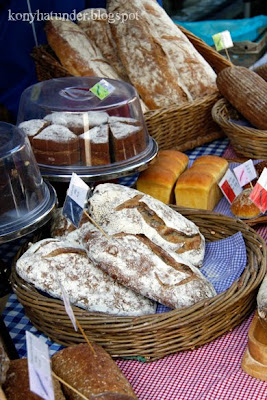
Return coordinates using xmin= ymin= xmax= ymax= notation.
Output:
xmin=45 ymin=18 xmax=120 ymax=79
xmin=216 ymin=66 xmax=267 ymax=130
xmin=52 ymin=343 xmax=138 ymax=400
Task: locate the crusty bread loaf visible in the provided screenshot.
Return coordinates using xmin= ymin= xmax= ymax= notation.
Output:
xmin=45 ymin=18 xmax=120 ymax=79
xmin=230 ymin=189 xmax=261 ymax=219
xmin=3 ymin=358 xmax=65 ymax=400
xmin=257 ymin=275 xmax=267 ymax=321
xmin=0 ymin=343 xmax=9 ymax=386
xmin=82 ymin=225 xmax=216 ymax=310
xmin=216 ymin=66 xmax=267 ymax=130
xmin=175 ymin=155 xmax=228 ymax=210
xmin=52 ymin=343 xmax=138 ymax=400
xmin=16 ymin=238 xmax=156 ymax=316
xmin=77 ymin=8 xmax=129 ymax=81
xmin=136 ymin=150 xmax=189 ymax=204
xmin=254 ymin=64 xmax=267 ymax=81
xmin=107 ymin=0 xmax=217 ymax=109
xmin=50 ymin=207 xmax=88 ymax=239
xmin=88 ymin=183 xmax=205 ymax=268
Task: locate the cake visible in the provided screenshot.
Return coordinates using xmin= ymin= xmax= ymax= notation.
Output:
xmin=18 ymin=119 xmax=50 ymax=144
xmin=79 ymin=124 xmax=110 ymax=166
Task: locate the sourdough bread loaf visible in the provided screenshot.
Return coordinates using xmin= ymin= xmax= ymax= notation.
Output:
xmin=16 ymin=238 xmax=156 ymax=316
xmin=257 ymin=275 xmax=267 ymax=320
xmin=52 ymin=343 xmax=138 ymax=400
xmin=82 ymin=227 xmax=216 ymax=309
xmin=88 ymin=183 xmax=205 ymax=268
xmin=45 ymin=18 xmax=121 ymax=79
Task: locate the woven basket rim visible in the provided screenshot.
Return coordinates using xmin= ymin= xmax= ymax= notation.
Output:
xmin=212 ymin=98 xmax=267 ymax=136
xmin=11 ymin=208 xmax=266 ymax=360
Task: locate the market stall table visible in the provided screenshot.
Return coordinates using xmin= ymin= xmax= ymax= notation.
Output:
xmin=1 ymin=137 xmax=267 ymax=400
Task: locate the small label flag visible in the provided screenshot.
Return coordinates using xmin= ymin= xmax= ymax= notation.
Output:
xmin=212 ymin=30 xmax=233 ymax=51
xmin=219 ymin=169 xmax=242 ymax=204
xmin=63 ymin=173 xmax=89 ymax=228
xmin=233 ymin=160 xmax=257 ymax=187
xmin=90 ymin=79 xmax=116 ymax=100
xmin=249 ymin=168 xmax=267 ymax=213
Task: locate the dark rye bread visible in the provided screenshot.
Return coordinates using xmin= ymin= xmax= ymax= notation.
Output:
xmin=88 ymin=183 xmax=205 ymax=268
xmin=52 ymin=343 xmax=138 ymax=400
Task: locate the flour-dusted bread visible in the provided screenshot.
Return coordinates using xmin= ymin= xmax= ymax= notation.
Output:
xmin=88 ymin=183 xmax=205 ymax=268
xmin=52 ymin=343 xmax=138 ymax=400
xmin=77 ymin=8 xmax=129 ymax=81
xmin=45 ymin=18 xmax=120 ymax=79
xmin=16 ymin=238 xmax=156 ymax=316
xmin=257 ymin=275 xmax=267 ymax=320
xmin=107 ymin=0 xmax=217 ymax=109
xmin=81 ymin=221 xmax=216 ymax=309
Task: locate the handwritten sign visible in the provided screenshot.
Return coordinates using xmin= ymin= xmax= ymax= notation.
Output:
xmin=26 ymin=332 xmax=54 ymax=400
xmin=57 ymin=279 xmax=78 ymax=331
xmin=249 ymin=168 xmax=267 ymax=213
xmin=233 ymin=160 xmax=257 ymax=187
xmin=219 ymin=169 xmax=242 ymax=204
xmin=90 ymin=79 xmax=116 ymax=100
xmin=63 ymin=173 xmax=89 ymax=227
xmin=212 ymin=30 xmax=233 ymax=51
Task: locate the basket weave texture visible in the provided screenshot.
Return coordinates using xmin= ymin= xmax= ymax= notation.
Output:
xmin=212 ymin=98 xmax=267 ymax=159
xmin=31 ymin=25 xmax=232 ymax=152
xmin=11 ymin=208 xmax=266 ymax=362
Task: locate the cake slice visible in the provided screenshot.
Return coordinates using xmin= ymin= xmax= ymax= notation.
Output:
xmin=79 ymin=124 xmax=110 ymax=166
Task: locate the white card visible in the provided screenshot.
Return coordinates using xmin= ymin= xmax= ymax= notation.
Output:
xmin=67 ymin=173 xmax=89 ymax=208
xmin=249 ymin=168 xmax=267 ymax=213
xmin=219 ymin=169 xmax=242 ymax=204
xmin=212 ymin=30 xmax=233 ymax=51
xmin=26 ymin=331 xmax=54 ymax=400
xmin=233 ymin=160 xmax=257 ymax=187
xmin=57 ymin=279 xmax=78 ymax=331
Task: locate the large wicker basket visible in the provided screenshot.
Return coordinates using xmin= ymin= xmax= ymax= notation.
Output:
xmin=31 ymin=26 xmax=232 ymax=152
xmin=11 ymin=208 xmax=266 ymax=362
xmin=212 ymin=98 xmax=267 ymax=159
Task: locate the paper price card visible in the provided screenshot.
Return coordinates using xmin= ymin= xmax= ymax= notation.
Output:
xmin=233 ymin=160 xmax=257 ymax=187
xmin=90 ymin=79 xmax=116 ymax=100
xmin=26 ymin=331 xmax=54 ymax=400
xmin=63 ymin=173 xmax=89 ymax=227
xmin=219 ymin=169 xmax=242 ymax=204
xmin=249 ymin=168 xmax=267 ymax=213
xmin=212 ymin=30 xmax=233 ymax=51
xmin=57 ymin=279 xmax=78 ymax=331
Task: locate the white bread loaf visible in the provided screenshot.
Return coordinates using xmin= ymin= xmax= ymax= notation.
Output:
xmin=45 ymin=18 xmax=120 ymax=79
xmin=16 ymin=238 xmax=156 ymax=316
xmin=107 ymin=0 xmax=217 ymax=109
xmin=77 ymin=8 xmax=129 ymax=81
xmin=175 ymin=155 xmax=228 ymax=210
xmin=81 ymin=224 xmax=216 ymax=309
xmin=88 ymin=183 xmax=205 ymax=268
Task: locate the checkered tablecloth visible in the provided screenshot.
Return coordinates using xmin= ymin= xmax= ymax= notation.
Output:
xmin=1 ymin=137 xmax=267 ymax=400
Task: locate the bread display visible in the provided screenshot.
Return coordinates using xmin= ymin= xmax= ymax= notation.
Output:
xmin=230 ymin=188 xmax=261 ymax=219
xmin=77 ymin=8 xmax=129 ymax=81
xmin=88 ymin=183 xmax=205 ymax=268
xmin=136 ymin=150 xmax=189 ymax=204
xmin=3 ymin=358 xmax=65 ymax=400
xmin=52 ymin=343 xmax=138 ymax=400
xmin=216 ymin=66 xmax=267 ymax=130
xmin=107 ymin=0 xmax=217 ymax=109
xmin=45 ymin=18 xmax=120 ymax=79
xmin=175 ymin=155 xmax=228 ymax=210
xmin=16 ymin=238 xmax=156 ymax=316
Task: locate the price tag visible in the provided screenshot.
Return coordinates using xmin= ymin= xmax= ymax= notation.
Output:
xmin=219 ymin=169 xmax=242 ymax=204
xmin=212 ymin=30 xmax=233 ymax=51
xmin=249 ymin=168 xmax=267 ymax=213
xmin=57 ymin=279 xmax=78 ymax=331
xmin=63 ymin=173 xmax=89 ymax=227
xmin=26 ymin=332 xmax=54 ymax=400
xmin=90 ymin=79 xmax=116 ymax=100
xmin=233 ymin=160 xmax=257 ymax=187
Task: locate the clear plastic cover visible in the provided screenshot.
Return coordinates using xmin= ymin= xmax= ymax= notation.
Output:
xmin=17 ymin=77 xmax=156 ymax=178
xmin=0 ymin=122 xmax=55 ymax=239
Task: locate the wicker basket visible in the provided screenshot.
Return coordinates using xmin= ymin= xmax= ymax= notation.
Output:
xmin=11 ymin=208 xmax=266 ymax=362
xmin=212 ymin=98 xmax=267 ymax=159
xmin=31 ymin=26 xmax=232 ymax=152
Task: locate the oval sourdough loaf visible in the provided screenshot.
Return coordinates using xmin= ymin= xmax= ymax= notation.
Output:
xmin=88 ymin=183 xmax=205 ymax=268
xmin=81 ymin=224 xmax=216 ymax=309
xmin=257 ymin=274 xmax=267 ymax=320
xmin=16 ymin=238 xmax=156 ymax=316
xmin=216 ymin=66 xmax=267 ymax=130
